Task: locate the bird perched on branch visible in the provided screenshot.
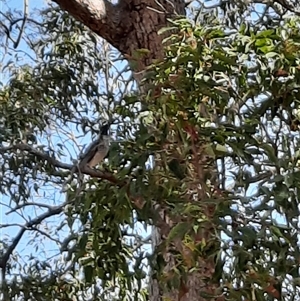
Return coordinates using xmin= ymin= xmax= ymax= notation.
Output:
xmin=79 ymin=123 xmax=111 ymax=168
xmin=61 ymin=122 xmax=111 ymax=193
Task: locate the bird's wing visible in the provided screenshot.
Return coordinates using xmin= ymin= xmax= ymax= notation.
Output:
xmin=86 ymin=140 xmax=109 ymax=167
xmin=79 ymin=139 xmax=99 ymax=165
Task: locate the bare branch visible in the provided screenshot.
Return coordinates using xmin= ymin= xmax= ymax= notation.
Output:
xmin=30 ymin=226 xmax=62 ymax=245
xmin=0 ymin=19 xmax=13 ymax=45
xmin=13 ymin=0 xmax=28 ymax=49
xmin=6 ymin=202 xmax=56 ymax=215
xmin=10 ymin=17 xmax=43 ymax=28
xmin=0 ymin=223 xmax=24 ymax=229
xmin=0 ymin=203 xmax=64 ymax=276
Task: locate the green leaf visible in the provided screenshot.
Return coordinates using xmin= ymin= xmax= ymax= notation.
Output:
xmin=167 ymin=222 xmax=190 ymax=243
xmin=260 ymin=143 xmax=278 ymax=163
xmin=256 ymin=29 xmax=276 ymax=38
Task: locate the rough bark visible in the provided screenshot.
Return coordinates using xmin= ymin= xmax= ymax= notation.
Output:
xmin=52 ymin=1 xmax=220 ymax=300
xmin=53 ymin=0 xmax=185 ymax=70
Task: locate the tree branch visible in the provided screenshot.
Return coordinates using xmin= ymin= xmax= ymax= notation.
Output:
xmin=0 ymin=203 xmax=64 ymax=276
xmin=13 ymin=0 xmax=28 ymax=49
xmin=51 ymin=0 xmax=130 ymax=53
xmin=30 ymin=226 xmax=62 ymax=245
xmin=0 ymin=143 xmax=124 ymax=185
xmin=6 ymin=202 xmax=56 ymax=215
xmin=0 ymin=143 xmax=73 ymax=169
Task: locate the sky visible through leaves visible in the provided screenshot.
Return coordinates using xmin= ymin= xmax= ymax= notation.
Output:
xmin=0 ymin=0 xmax=289 ymax=275
xmin=2 ymin=1 xmax=300 ymax=300
xmin=0 ymin=0 xmax=152 ymax=277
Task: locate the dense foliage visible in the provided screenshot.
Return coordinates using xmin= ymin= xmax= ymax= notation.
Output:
xmin=1 ymin=2 xmax=300 ymax=301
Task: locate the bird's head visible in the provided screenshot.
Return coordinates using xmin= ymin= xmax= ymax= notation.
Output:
xmin=100 ymin=123 xmax=110 ymax=136
xmin=100 ymin=117 xmax=118 ymax=136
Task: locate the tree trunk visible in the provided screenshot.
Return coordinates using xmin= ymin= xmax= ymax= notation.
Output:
xmin=53 ymin=0 xmax=184 ymax=70
xmin=52 ymin=1 xmax=220 ymax=300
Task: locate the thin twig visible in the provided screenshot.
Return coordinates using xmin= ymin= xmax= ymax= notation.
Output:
xmin=6 ymin=202 xmax=56 ymax=215
xmin=0 ymin=223 xmax=24 ymax=229
xmin=0 ymin=203 xmax=64 ymax=276
xmin=30 ymin=226 xmax=62 ymax=245
xmin=13 ymin=0 xmax=28 ymax=49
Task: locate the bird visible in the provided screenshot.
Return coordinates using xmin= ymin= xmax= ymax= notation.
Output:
xmin=61 ymin=123 xmax=111 ymax=193
xmin=79 ymin=123 xmax=111 ymax=168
